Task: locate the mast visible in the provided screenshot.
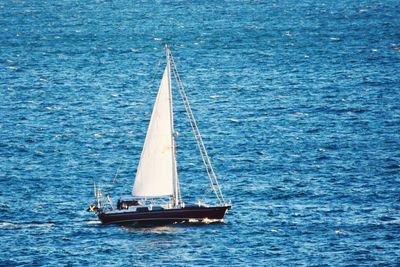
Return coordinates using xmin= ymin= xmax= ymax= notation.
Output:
xmin=166 ymin=45 xmax=180 ymax=207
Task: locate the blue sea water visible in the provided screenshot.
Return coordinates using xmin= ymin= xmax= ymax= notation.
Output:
xmin=1 ymin=0 xmax=400 ymax=265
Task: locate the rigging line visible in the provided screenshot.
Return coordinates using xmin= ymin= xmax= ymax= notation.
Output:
xmin=171 ymin=64 xmax=221 ymax=204
xmin=112 ymin=167 xmax=120 ymax=184
xmin=106 ymin=153 xmax=123 ymax=193
xmin=170 ymin=53 xmax=225 ymax=204
xmin=172 ymin=68 xmax=223 ymax=204
xmin=179 ymin=75 xmax=225 ymax=203
xmin=169 ymin=56 xmax=216 ymax=180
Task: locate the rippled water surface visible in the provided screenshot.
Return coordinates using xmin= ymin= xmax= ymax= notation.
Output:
xmin=1 ymin=0 xmax=400 ymax=265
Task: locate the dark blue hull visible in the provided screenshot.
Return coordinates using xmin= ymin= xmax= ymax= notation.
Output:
xmin=97 ymin=205 xmax=231 ymax=225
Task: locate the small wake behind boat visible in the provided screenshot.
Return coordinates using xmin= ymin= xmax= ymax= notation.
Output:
xmin=89 ymin=46 xmax=231 ymax=225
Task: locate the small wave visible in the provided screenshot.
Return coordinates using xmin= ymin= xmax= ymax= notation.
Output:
xmin=0 ymin=203 xmax=9 ymax=210
xmin=293 ymin=112 xmax=308 ymax=117
xmin=228 ymin=118 xmax=240 ymax=123
xmin=45 ymin=106 xmax=63 ymax=111
xmin=209 ymin=95 xmax=225 ymax=99
xmin=384 ymin=164 xmax=400 ymax=169
xmin=379 ymin=216 xmax=398 ymax=222
xmin=0 ymin=221 xmax=55 ymax=229
xmin=0 ymin=222 xmax=13 ymax=227
xmin=188 ymin=218 xmax=223 ymax=224
xmin=87 ymin=220 xmax=101 ymax=225
xmin=317 ymin=155 xmax=328 ymax=160
xmin=381 ymin=217 xmax=400 ymax=225
xmin=335 ymin=229 xmax=346 ymax=235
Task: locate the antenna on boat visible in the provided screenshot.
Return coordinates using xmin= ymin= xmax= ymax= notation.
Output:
xmin=93 ymin=181 xmax=97 ymax=198
xmin=112 ymin=167 xmax=120 ymax=184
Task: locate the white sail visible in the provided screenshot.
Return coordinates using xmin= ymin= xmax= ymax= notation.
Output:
xmin=132 ymin=62 xmax=177 ymax=197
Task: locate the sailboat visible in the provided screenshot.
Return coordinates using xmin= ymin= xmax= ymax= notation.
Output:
xmin=91 ymin=46 xmax=231 ymax=225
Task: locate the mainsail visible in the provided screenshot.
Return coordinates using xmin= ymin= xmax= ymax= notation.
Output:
xmin=132 ymin=58 xmax=177 ymax=198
